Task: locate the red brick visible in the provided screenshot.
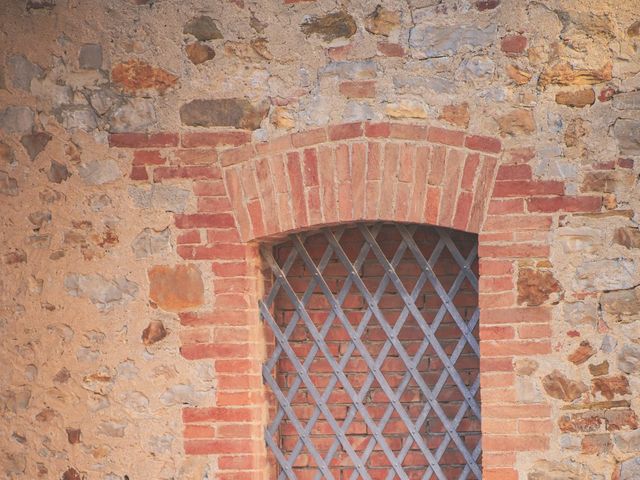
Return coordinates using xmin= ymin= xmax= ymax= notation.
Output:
xmin=291 ymin=128 xmax=327 ymax=148
xmin=197 ymin=196 xmax=232 ymax=213
xmin=133 ymin=150 xmax=166 ymax=166
xmin=220 ymin=144 xmax=254 ymax=167
xmin=481 ymin=307 xmax=552 ymax=325
xmin=286 ymin=152 xmax=308 ymax=229
xmin=460 ymin=153 xmax=480 ymax=190
xmin=184 ymin=425 xmax=215 ymax=439
xmin=492 ymin=180 xmax=564 ymax=197
xmin=480 ymin=275 xmax=514 ymax=292
xmin=424 ymin=186 xmax=441 ymax=225
xmin=488 ymin=198 xmax=525 ymax=214
xmin=479 ymin=243 xmax=550 ymax=258
xmin=130 ymin=166 xmax=148 ymax=181
xmin=246 ymin=199 xmax=265 ymax=238
xmin=438 ymin=149 xmax=465 ymax=227
xmin=183 ymin=406 xmax=255 ymax=423
xmin=364 ymin=122 xmax=390 ymax=138
xmin=480 ymin=357 xmax=515 ymax=372
xmin=181 ymin=131 xmax=250 ymax=148
xmin=483 ymin=403 xmax=551 ymax=418
xmin=255 ymin=134 xmax=292 ymax=156
xmin=193 ymin=180 xmax=227 ymax=196
xmin=483 ymin=468 xmax=518 ymax=480
xmin=328 ymin=122 xmax=363 ymax=141
xmin=479 ymin=258 xmax=514 ymax=276
xmin=206 ymin=228 xmax=241 ymax=243
xmin=453 ymin=188 xmax=473 ymax=231
xmin=154 ymin=166 xmax=220 ymax=181
xmin=518 ymin=419 xmax=553 ymax=434
xmin=465 ymin=134 xmax=502 ymax=153
xmin=482 ymin=339 xmax=551 ymax=356
xmin=496 ymin=164 xmax=532 ymax=181
xmin=480 ymin=325 xmax=515 ymax=340
xmin=109 ymin=132 xmax=178 ymax=148
xmin=317 ymin=145 xmax=337 ymax=224
xmin=174 ymin=213 xmax=236 ymax=229
xmin=526 ymin=195 xmax=602 ymax=213
xmin=468 ymin=155 xmax=498 ymax=232
xmin=427 ymin=126 xmax=465 ymax=146
xmin=389 ymin=123 xmax=428 ymax=141
xmin=216 ymin=390 xmax=264 ymax=406
xmin=219 ymin=454 xmax=261 ymax=470
xmin=176 ymin=230 xmax=201 ymax=244
xmin=483 ymin=214 xmax=552 ymax=232
xmin=339 ymin=80 xmax=376 ymax=98
xmin=379 ymin=143 xmax=399 ymax=219
xmin=173 ymin=149 xmax=217 ymax=165
xmin=377 ymin=41 xmax=405 ymax=57
xmin=351 ymin=143 xmax=367 ymax=220
xmin=483 ymin=435 xmax=549 ymax=451
xmin=179 ymin=311 xmax=255 ymax=326
xmin=184 ymin=439 xmax=260 ymax=455
xmin=408 ymin=145 xmax=429 ymax=222
xmin=518 ymin=323 xmax=552 ymax=339
xmin=180 ymin=342 xmax=253 ymax=360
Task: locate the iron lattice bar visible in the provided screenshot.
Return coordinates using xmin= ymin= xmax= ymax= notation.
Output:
xmin=261 ymin=223 xmax=481 ymax=479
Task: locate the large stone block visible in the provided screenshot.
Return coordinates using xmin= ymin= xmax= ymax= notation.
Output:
xmin=301 ymin=11 xmax=357 ymax=41
xmin=409 ymin=24 xmax=496 ymax=59
xmin=148 ymin=264 xmax=204 ymax=311
xmin=614 ymin=119 xmax=640 ymax=155
xmin=180 ymin=98 xmax=268 ymax=130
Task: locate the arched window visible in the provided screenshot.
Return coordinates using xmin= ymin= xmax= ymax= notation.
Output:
xmin=261 ymin=222 xmax=481 ymax=480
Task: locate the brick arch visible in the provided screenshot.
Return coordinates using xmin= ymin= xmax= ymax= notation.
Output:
xmin=220 ymin=121 xmax=502 ymax=242
xmin=110 ymin=121 xmax=604 ymax=479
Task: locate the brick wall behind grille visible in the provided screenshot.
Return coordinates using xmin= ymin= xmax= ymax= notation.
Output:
xmin=266 ymin=223 xmax=480 ymax=479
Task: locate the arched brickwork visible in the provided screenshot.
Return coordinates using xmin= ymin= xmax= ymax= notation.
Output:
xmin=110 ymin=121 xmax=604 ymax=480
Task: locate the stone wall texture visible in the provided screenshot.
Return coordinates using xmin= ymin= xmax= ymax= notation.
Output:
xmin=0 ymin=0 xmax=639 ymax=479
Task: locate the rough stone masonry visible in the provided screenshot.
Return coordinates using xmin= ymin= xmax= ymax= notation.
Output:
xmin=0 ymin=0 xmax=639 ymax=479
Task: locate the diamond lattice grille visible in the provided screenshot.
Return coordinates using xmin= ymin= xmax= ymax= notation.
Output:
xmin=261 ymin=223 xmax=481 ymax=480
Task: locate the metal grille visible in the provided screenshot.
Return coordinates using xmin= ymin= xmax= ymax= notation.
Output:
xmin=261 ymin=223 xmax=481 ymax=480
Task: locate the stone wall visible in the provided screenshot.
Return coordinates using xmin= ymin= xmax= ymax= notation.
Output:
xmin=0 ymin=0 xmax=639 ymax=479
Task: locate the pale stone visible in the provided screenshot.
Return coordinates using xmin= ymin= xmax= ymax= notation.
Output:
xmin=600 ymin=287 xmax=640 ymax=323
xmin=614 ymin=120 xmax=640 ymax=155
xmin=131 ymin=227 xmax=172 ymax=259
xmin=98 ymin=421 xmax=126 ymax=438
xmin=618 ymin=344 xmax=640 ymax=374
xmin=7 ymin=54 xmax=43 ymax=91
xmin=159 ymin=384 xmax=209 ymax=406
xmin=128 ymin=185 xmax=190 ymax=213
xmin=615 ymin=430 xmax=640 ymax=452
xmin=409 ymin=24 xmax=497 ymax=59
xmin=0 ymin=106 xmax=35 ymax=134
xmin=109 ymin=98 xmax=157 ymax=133
xmin=78 ymin=159 xmax=121 ymax=185
xmin=321 ymin=61 xmax=377 ymax=80
xmin=0 ymin=171 xmax=19 ymax=196
xmin=79 ymin=43 xmax=102 ymax=70
xmin=618 ymin=457 xmax=640 ymax=480
xmin=183 ymin=16 xmax=223 ymax=41
xmin=574 ymin=258 xmax=638 ymax=292
xmin=64 ymin=273 xmax=138 ymax=312
xmin=59 ymin=106 xmax=98 ymax=131
xmin=528 ymin=459 xmax=592 ymax=480
xmin=121 ymin=391 xmax=149 ymax=413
